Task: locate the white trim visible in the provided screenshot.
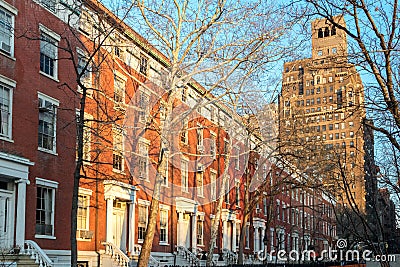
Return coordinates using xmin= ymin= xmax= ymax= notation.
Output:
xmin=79 ymin=187 xmax=93 ymax=196
xmin=38 ymin=92 xmax=60 ymax=106
xmin=0 ymin=0 xmax=17 ymax=15
xmin=36 ymin=177 xmax=59 ymax=188
xmin=35 ymin=235 xmax=57 ymax=240
xmin=159 ymin=204 xmax=170 ymax=210
xmin=39 ymin=24 xmax=61 ymax=41
xmin=137 ymin=199 xmax=150 ymax=206
xmin=0 ymin=74 xmax=16 ymax=88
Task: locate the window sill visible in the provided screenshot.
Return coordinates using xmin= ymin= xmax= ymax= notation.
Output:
xmin=38 ymin=147 xmax=58 ymax=156
xmin=0 ymin=51 xmax=16 ymax=61
xmin=159 ymin=242 xmax=169 ymax=246
xmin=0 ymin=136 xmax=14 ymax=143
xmin=35 ymin=234 xmax=56 ymax=240
xmin=39 ymin=71 xmax=59 ymax=83
xmin=137 ymin=240 xmax=143 ymax=244
xmin=112 ymin=169 xmax=126 ymax=175
xmin=77 ymin=238 xmax=92 ymax=242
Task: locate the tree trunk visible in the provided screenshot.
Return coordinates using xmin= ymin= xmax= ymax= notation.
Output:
xmin=206 ymin=151 xmax=231 ymax=266
xmin=137 ymin=166 xmax=164 ymax=267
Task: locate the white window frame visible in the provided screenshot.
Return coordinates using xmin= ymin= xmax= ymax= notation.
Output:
xmin=38 ymin=92 xmax=59 ymax=154
xmin=197 ymin=214 xmax=204 ymax=246
xmin=137 ymin=199 xmax=150 ymax=243
xmin=114 ymin=72 xmax=127 ymax=109
xmin=77 ymin=188 xmax=92 ymax=239
xmin=35 ymin=177 xmax=58 ymax=239
xmin=197 ymin=171 xmax=204 ymax=197
xmin=159 ymin=205 xmax=169 ymax=245
xmin=181 ymin=159 xmax=189 ymax=192
xmin=77 ymin=48 xmax=93 ymax=96
xmin=39 ymin=24 xmax=60 ymax=81
xmin=0 ymin=75 xmax=14 ymax=141
xmin=210 ymin=131 xmax=216 ymax=159
xmin=138 ymin=138 xmax=150 ymax=180
xmin=234 ymin=146 xmax=240 ymax=170
xmin=210 ymin=169 xmax=217 ymax=202
xmin=112 ymin=125 xmax=125 ymax=173
xmin=0 ymin=0 xmax=17 ymax=57
xmin=37 ymin=0 xmax=57 ymax=13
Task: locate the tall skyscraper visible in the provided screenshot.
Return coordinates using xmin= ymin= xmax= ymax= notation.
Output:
xmin=279 ymin=16 xmax=367 ymax=210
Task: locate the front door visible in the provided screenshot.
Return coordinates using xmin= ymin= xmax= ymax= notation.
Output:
xmin=178 ymin=213 xmax=191 ymax=248
xmin=113 ymin=201 xmax=127 ymax=252
xmin=0 ymin=190 xmax=13 ymax=249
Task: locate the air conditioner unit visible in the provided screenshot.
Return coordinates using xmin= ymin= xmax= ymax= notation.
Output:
xmin=77 ymin=229 xmax=94 ymax=239
xmin=0 ymin=42 xmax=11 ymax=54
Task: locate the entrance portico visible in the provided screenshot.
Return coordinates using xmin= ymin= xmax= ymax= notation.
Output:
xmin=104 ymin=180 xmax=137 ymax=254
xmin=0 ymin=152 xmax=34 ymax=250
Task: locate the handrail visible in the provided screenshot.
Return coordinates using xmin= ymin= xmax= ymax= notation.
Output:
xmin=130 ymin=244 xmax=160 ymax=267
xmin=222 ymin=248 xmax=238 ymax=264
xmin=25 ymin=240 xmax=53 ymax=267
xmin=177 ymin=245 xmax=200 ymax=266
xmin=102 ymin=242 xmax=130 ymax=267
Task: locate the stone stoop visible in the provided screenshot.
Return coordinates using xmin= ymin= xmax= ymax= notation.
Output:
xmin=0 ymin=254 xmax=40 ymax=266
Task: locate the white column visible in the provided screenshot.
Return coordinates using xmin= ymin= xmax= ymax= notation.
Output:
xmin=261 ymin=227 xmax=265 ymax=251
xmin=128 ymin=202 xmax=135 ymax=254
xmin=254 ymin=227 xmax=259 ymax=252
xmin=177 ymin=211 xmax=183 ymax=246
xmin=232 ymin=222 xmax=237 ymax=251
xmin=106 ymin=196 xmax=115 ymax=243
xmin=191 ymin=214 xmax=197 ymax=252
xmin=222 ymin=220 xmax=228 ymax=249
xmin=15 ymin=179 xmax=29 ymax=250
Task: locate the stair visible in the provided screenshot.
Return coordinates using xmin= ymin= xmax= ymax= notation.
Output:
xmin=0 ymin=254 xmax=40 ymax=266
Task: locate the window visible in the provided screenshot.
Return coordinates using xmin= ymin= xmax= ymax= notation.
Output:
xmin=236 ymin=181 xmax=240 ymax=206
xmin=210 ymin=132 xmax=216 ymax=159
xmin=181 ymin=86 xmax=187 ymax=102
xmin=225 ymin=178 xmax=230 ymax=204
xmin=36 ymin=178 xmax=58 ymax=237
xmin=317 ymin=50 xmax=323 ymax=56
xmin=77 ymin=50 xmax=92 ymax=94
xmin=38 ymin=93 xmax=59 ymax=153
xmin=39 ymin=0 xmax=56 ymax=12
xmin=196 ymin=171 xmax=204 ymax=196
xmin=76 ymin=112 xmax=92 ymax=163
xmin=139 ymin=54 xmax=148 ymax=75
xmin=0 ymin=3 xmax=16 ymax=56
xmin=350 ymin=131 xmax=354 ymax=138
xmin=113 ymin=126 xmax=124 ymax=172
xmin=40 ymin=26 xmax=60 ymax=79
xmin=138 ymin=141 xmax=149 ymax=179
xmin=180 ymin=118 xmax=188 ymax=143
xmin=210 ymin=170 xmax=217 ymax=201
xmin=0 ymin=81 xmax=12 ymax=139
xmin=197 ymin=216 xmax=204 ymax=245
xmin=332 ymin=47 xmax=337 ymax=54
xmin=138 ymin=204 xmax=148 ymax=242
xmin=77 ymin=194 xmax=89 ymax=231
xmin=197 ymin=125 xmax=203 ymax=152
xmin=159 ymin=209 xmax=168 ymax=243
xmin=114 ymin=75 xmax=126 ymax=107
xmin=181 ymin=159 xmax=188 ymax=192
